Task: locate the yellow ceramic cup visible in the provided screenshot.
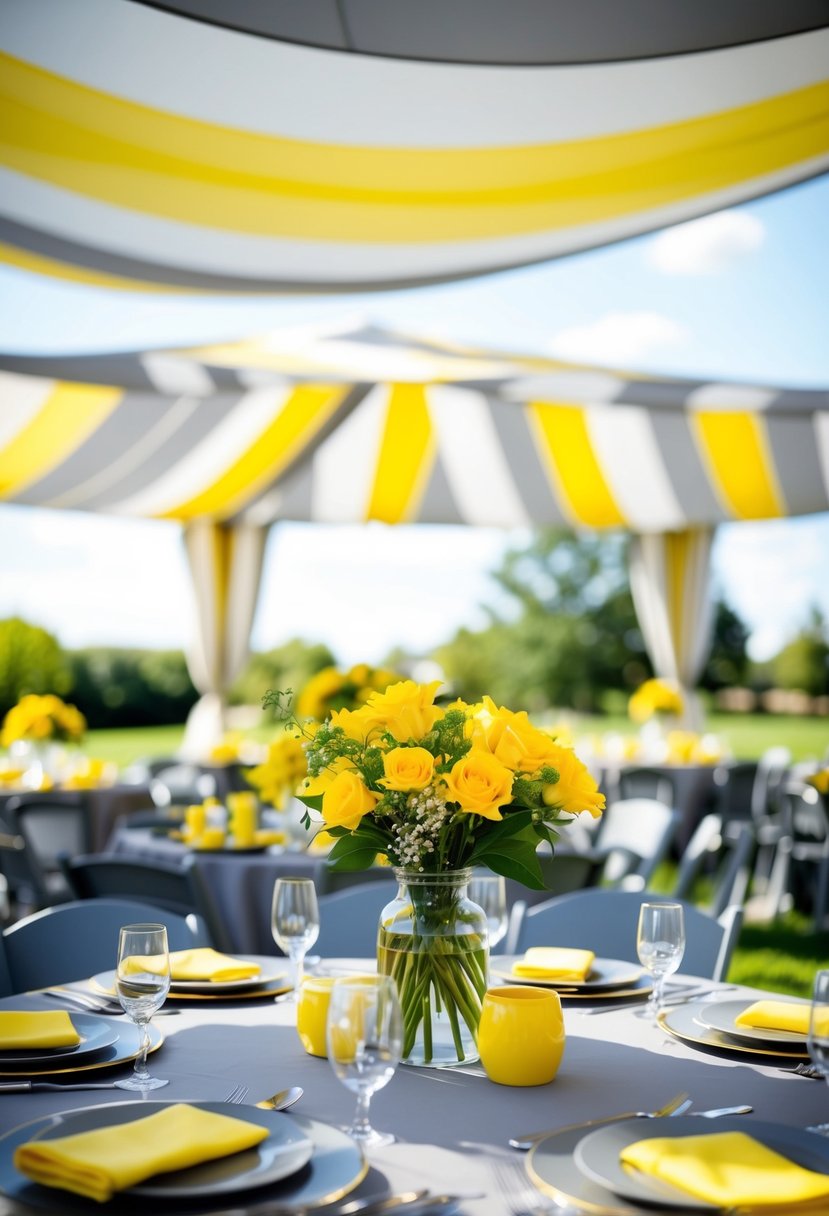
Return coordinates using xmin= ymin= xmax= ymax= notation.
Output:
xmin=477 ymin=986 xmax=565 ymax=1086
xmin=184 ymin=803 xmax=206 ymax=838
xmin=228 ymin=793 xmax=258 ymax=846
xmin=296 ymin=976 xmax=338 ymax=1057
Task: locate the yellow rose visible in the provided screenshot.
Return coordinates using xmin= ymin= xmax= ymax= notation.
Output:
xmin=302 ymin=755 xmax=356 ymax=798
xmin=541 ymin=744 xmax=605 ymax=819
xmin=322 ymin=770 xmax=380 ymax=831
xmin=470 ymin=696 xmax=560 ymax=773
xmin=297 ymin=667 xmax=345 ymax=721
xmin=379 ymin=747 xmax=435 ymax=792
xmin=364 ymin=680 xmax=443 ymax=741
xmin=440 ymin=748 xmax=514 ymax=821
xmin=329 ymin=705 xmax=381 ymax=743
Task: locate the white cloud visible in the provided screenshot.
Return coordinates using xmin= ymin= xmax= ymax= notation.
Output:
xmin=647 ymin=211 xmax=765 ymax=276
xmin=549 ymin=311 xmax=689 ymax=365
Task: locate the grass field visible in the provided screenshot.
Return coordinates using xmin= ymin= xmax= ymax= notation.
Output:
xmin=84 ymin=714 xmax=828 ymax=998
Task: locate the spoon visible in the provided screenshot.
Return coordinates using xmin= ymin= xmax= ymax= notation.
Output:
xmin=254 ymin=1085 xmax=304 ymax=1112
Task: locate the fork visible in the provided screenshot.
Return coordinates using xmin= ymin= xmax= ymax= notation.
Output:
xmin=492 ymin=1156 xmax=551 ymax=1216
xmin=509 ymin=1090 xmax=691 ymax=1150
xmin=225 ymin=1083 xmax=249 ymax=1104
xmin=782 ymin=1062 xmax=823 ymax=1079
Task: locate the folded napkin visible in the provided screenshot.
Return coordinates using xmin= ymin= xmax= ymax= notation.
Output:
xmin=253 ymin=829 xmax=285 ymax=847
xmin=511 ymin=947 xmax=595 ymax=982
xmin=167 ymin=948 xmax=261 ymax=983
xmin=620 ymin=1130 xmax=829 ymax=1207
xmin=0 ymin=1011 xmax=80 ymax=1051
xmin=14 ymin=1102 xmax=269 ymax=1203
xmin=735 ymin=999 xmax=829 ymax=1037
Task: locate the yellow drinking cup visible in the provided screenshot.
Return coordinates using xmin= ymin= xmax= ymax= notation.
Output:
xmin=184 ymin=803 xmax=206 ymax=839
xmin=477 ymin=986 xmax=565 ymax=1086
xmin=296 ymin=976 xmax=338 ymax=1057
xmin=227 ymin=793 xmax=258 ymax=847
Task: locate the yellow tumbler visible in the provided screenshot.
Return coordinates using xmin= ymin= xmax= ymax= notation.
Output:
xmin=296 ymin=976 xmax=338 ymax=1057
xmin=477 ymin=986 xmax=565 ymax=1086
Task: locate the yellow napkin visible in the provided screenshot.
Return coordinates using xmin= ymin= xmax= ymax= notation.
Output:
xmin=253 ymin=829 xmax=285 ymax=847
xmin=167 ymin=948 xmax=261 ymax=983
xmin=0 ymin=1011 xmax=80 ymax=1050
xmin=735 ymin=999 xmax=829 ymax=1037
xmin=511 ymin=947 xmax=595 ymax=982
xmin=14 ymin=1103 xmax=269 ymax=1203
xmin=620 ymin=1130 xmax=829 ymax=1207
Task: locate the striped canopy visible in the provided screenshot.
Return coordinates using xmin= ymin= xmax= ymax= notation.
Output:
xmin=1 ymin=323 xmax=827 ymax=532
xmin=1 ymin=1 xmax=828 ymax=293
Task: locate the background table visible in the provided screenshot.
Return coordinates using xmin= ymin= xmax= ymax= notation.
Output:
xmin=109 ymin=827 xmax=395 ymax=953
xmin=0 ymin=970 xmax=825 ymax=1215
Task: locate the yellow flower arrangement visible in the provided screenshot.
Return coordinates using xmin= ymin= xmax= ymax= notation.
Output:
xmin=1 ymin=694 xmax=86 ymax=748
xmin=276 ymin=679 xmax=604 ymax=884
xmin=628 ymin=678 xmax=684 ymax=724
xmin=245 ymin=732 xmax=307 ymax=810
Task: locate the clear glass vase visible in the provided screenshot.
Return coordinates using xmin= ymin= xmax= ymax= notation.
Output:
xmin=377 ymin=868 xmax=488 ymax=1068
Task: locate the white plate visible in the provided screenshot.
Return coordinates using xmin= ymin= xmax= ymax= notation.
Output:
xmin=573 ymin=1116 xmax=829 ymax=1212
xmin=0 ymin=1015 xmax=118 ymax=1067
xmin=493 ymin=956 xmax=642 ymax=991
xmin=32 ymin=1101 xmax=312 ymax=1198
xmin=697 ymin=998 xmax=810 ymax=1047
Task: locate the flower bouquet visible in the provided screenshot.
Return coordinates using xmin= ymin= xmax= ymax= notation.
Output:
xmin=268 ymin=679 xmax=604 ymax=1065
xmin=1 ymin=694 xmax=86 ymax=748
xmin=295 ymin=663 xmax=402 ymax=723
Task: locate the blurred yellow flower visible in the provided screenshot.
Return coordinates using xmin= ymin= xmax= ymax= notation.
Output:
xmin=628 ymin=678 xmax=684 ymax=724
xmin=1 ymin=694 xmax=86 ymax=748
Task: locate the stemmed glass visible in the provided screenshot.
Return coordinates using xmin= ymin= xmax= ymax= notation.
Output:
xmin=327 ymin=975 xmax=402 ymax=1148
xmin=114 ymin=923 xmax=171 ymax=1091
xmin=636 ymin=901 xmax=685 ymax=1023
xmin=468 ymin=874 xmax=508 ymax=952
xmin=271 ymin=878 xmax=320 ymax=1001
xmin=807 ymin=968 xmax=829 ymax=1134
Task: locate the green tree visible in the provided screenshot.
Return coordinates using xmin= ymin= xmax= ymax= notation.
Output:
xmin=230 ymin=638 xmax=336 ymax=714
xmin=67 ymin=648 xmax=198 ymax=727
xmin=700 ymin=600 xmax=750 ymax=691
xmin=0 ymin=617 xmax=71 ymax=714
xmin=772 ymin=607 xmax=829 ymax=696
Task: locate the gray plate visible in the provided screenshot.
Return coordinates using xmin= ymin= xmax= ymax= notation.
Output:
xmin=696 ymin=998 xmax=810 ymax=1048
xmin=659 ymin=1000 xmax=810 ymax=1061
xmin=34 ymin=1102 xmax=312 ymax=1198
xmin=573 ymin=1116 xmax=829 ymax=1212
xmin=92 ymin=957 xmax=288 ymax=996
xmin=528 ymin=1116 xmax=829 ymax=1216
xmin=0 ymin=1099 xmax=367 ymax=1215
xmin=493 ymin=956 xmax=642 ymax=992
xmin=0 ymin=1014 xmax=118 ymax=1067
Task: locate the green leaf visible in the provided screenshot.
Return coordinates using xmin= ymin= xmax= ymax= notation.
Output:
xmin=472 ymin=837 xmax=545 ymax=889
xmin=296 ymin=793 xmax=323 ymax=812
xmin=326 ymin=837 xmax=379 ymax=871
xmin=466 ymin=810 xmax=534 ymax=864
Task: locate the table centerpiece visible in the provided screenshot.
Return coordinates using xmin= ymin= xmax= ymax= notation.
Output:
xmin=267 ymin=679 xmax=604 ymax=1067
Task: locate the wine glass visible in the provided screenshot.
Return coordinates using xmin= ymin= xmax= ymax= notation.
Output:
xmin=114 ymin=923 xmax=171 ymax=1091
xmin=271 ymin=878 xmax=320 ymax=1001
xmin=807 ymin=968 xmax=829 ymax=1134
xmin=636 ymin=901 xmax=685 ymax=1023
xmin=327 ymin=975 xmax=402 ymax=1148
xmin=468 ymin=874 xmax=508 ymax=951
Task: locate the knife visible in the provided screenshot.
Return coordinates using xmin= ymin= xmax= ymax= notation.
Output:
xmin=0 ymin=1081 xmax=124 ymax=1093
xmin=209 ymin=1189 xmax=474 ymax=1216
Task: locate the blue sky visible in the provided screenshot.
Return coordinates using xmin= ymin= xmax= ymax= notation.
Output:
xmin=0 ymin=175 xmax=827 ymax=665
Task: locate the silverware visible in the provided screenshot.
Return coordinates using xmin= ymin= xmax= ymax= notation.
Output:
xmin=689 ymin=1104 xmax=752 ymax=1117
xmin=205 ymin=1188 xmax=469 ymax=1216
xmin=0 ymin=1080 xmax=124 ymax=1093
xmin=225 ymin=1084 xmax=304 ymax=1112
xmin=781 ymin=1062 xmax=823 ymax=1079
xmin=40 ymin=988 xmax=180 ymax=1016
xmin=580 ymin=987 xmax=718 ymax=1015
xmin=509 ymin=1090 xmax=690 ymax=1151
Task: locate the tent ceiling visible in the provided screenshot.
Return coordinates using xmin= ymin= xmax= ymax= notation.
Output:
xmin=141 ymin=1 xmax=829 ymax=65
xmin=1 ymin=323 xmax=827 ymax=534
xmin=1 ymin=1 xmax=827 ymax=293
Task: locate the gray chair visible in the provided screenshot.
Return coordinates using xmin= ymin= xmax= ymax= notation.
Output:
xmin=505 ymin=889 xmax=742 ymax=981
xmin=316 ymin=881 xmax=399 ymax=958
xmin=2 ymin=897 xmax=207 ymax=993
xmin=59 ymin=853 xmax=234 ymax=953
xmin=4 ymin=794 xmax=90 ymax=909
xmin=617 ymin=766 xmax=677 ymax=808
xmin=672 ymin=814 xmax=755 ymax=919
xmin=766 ymin=781 xmax=829 ymax=931
xmin=592 ymin=798 xmax=681 ymax=889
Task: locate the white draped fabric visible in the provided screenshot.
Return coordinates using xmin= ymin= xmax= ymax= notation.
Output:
xmin=181 ymin=520 xmax=268 ymax=756
xmin=628 ymin=528 xmax=716 ymax=729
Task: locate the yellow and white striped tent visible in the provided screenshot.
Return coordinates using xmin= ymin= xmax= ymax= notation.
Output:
xmin=1 ymin=322 xmax=827 ymax=747
xmin=2 ymin=323 xmax=827 ymax=531
xmin=1 ymin=0 xmax=828 ymax=294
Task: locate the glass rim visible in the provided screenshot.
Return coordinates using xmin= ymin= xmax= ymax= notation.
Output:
xmin=119 ymin=922 xmax=167 ymax=932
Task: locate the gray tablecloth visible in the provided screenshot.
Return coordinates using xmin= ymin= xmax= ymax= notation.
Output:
xmin=0 ymin=971 xmax=824 ymax=1215
xmin=109 ymin=829 xmax=394 ymax=954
